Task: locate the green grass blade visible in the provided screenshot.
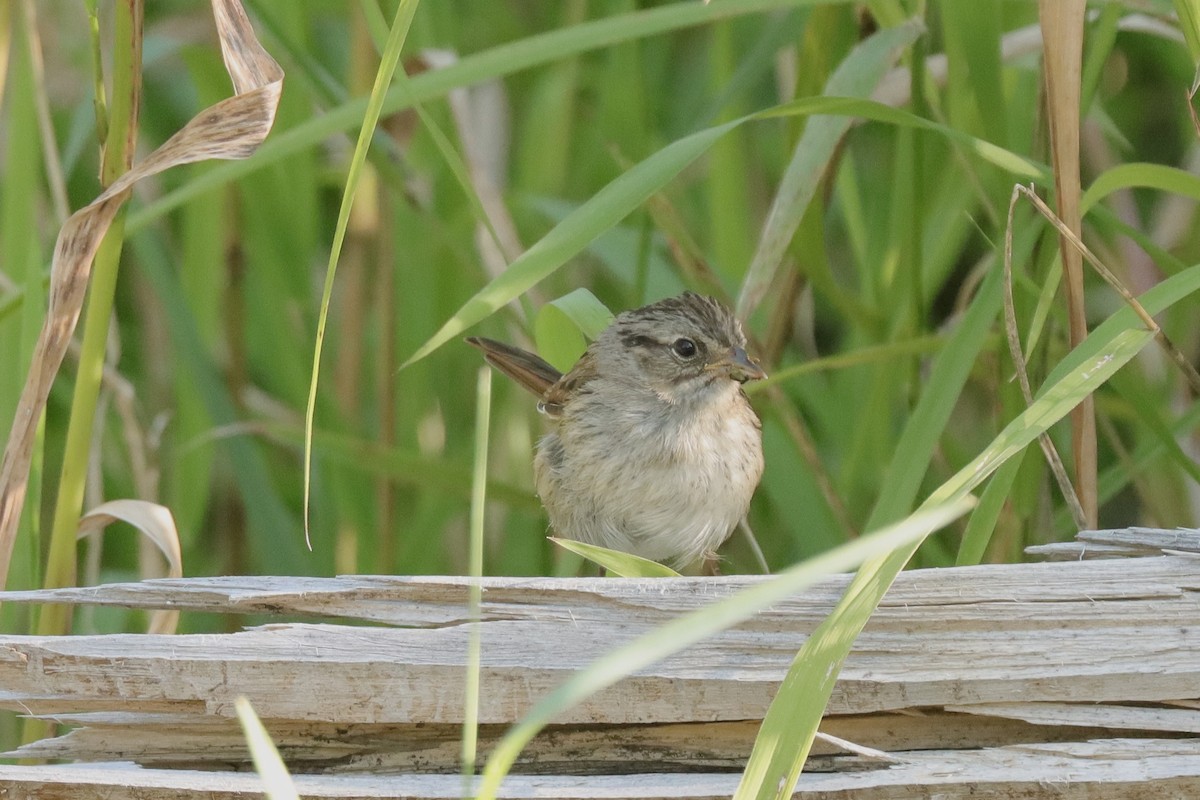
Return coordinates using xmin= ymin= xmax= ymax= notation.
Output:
xmin=461 ymin=367 xmax=491 ymax=785
xmin=1081 ymin=162 xmax=1200 ymax=212
xmin=127 ymin=0 xmax=818 ymax=233
xmin=550 ymin=538 xmax=681 ymax=577
xmin=1038 ymin=262 xmax=1200 ymax=389
xmin=548 ymin=287 xmax=615 ymax=339
xmin=1078 ymin=397 xmax=1200 ymax=532
xmin=734 ymin=539 xmax=916 ymax=799
xmin=401 ymin=118 xmax=742 ymax=367
xmin=736 ymin=20 xmax=922 ymax=318
xmin=235 ymin=697 xmax=299 ymax=800
xmin=534 ymin=289 xmax=615 ymax=372
xmin=474 ymin=496 xmax=974 ymax=800
xmin=954 ymin=454 xmax=1025 ymax=566
xmin=302 ymin=0 xmax=418 ymax=547
xmin=929 ymin=330 xmax=1154 ymax=509
xmin=751 ymin=334 xmax=947 ymax=392
xmin=1110 ymin=370 xmax=1200 ymax=487
xmin=1173 ymin=0 xmax=1200 ymax=64
xmin=0 ymin=4 xmax=46 ymax=641
xmin=706 ymin=20 xmax=755 ymax=280
xmin=757 ymin=95 xmax=1047 ymax=179
xmin=37 ymin=0 xmax=142 ymax=639
xmin=864 ymin=257 xmax=1004 ymax=529
xmin=736 ymin=298 xmax=1165 ymax=799
xmin=258 ymin=422 xmax=537 ymax=510
xmin=393 ymin=66 xmax=509 ymax=265
xmin=407 ymin=90 xmax=1044 ymax=368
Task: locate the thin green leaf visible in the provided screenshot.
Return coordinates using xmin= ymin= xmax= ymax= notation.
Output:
xmin=534 ymin=289 xmax=614 ymax=372
xmin=534 ymin=306 xmax=587 ymax=374
xmin=736 ymin=20 xmax=923 ymax=318
xmin=127 ymin=0 xmax=819 ymax=233
xmin=734 ymin=540 xmax=914 ymax=799
xmin=401 ymin=119 xmax=742 ymax=368
xmin=550 ymin=287 xmax=615 ymax=339
xmin=461 ymin=368 xmax=491 ymax=785
xmin=865 ymin=259 xmax=1005 ymax=529
xmin=758 ymin=95 xmax=1047 ymax=180
xmin=393 ymin=67 xmax=510 ymax=270
xmin=940 ymin=2 xmax=1008 ymax=147
xmin=750 ymin=334 xmax=947 ymax=392
xmin=1039 ymin=261 xmax=1200 ymax=389
xmin=931 ymin=328 xmax=1154 ymax=508
xmin=408 ymin=92 xmax=1043 ymax=369
xmin=1081 ymin=162 xmax=1200 ymax=213
xmin=549 ymin=537 xmax=681 ymax=578
xmin=1173 ymin=0 xmax=1200 ymax=64
xmin=955 ymin=454 xmax=1025 ymax=566
xmin=475 ymin=497 xmax=974 ymax=800
xmin=737 ymin=310 xmax=1162 ymax=799
xmin=302 ymin=0 xmax=418 ymax=547
xmin=235 ymin=697 xmax=299 ymax=800
xmin=1078 ymin=397 xmax=1200 ymax=532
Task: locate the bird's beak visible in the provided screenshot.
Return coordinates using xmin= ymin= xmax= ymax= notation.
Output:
xmin=721 ymin=347 xmax=766 ymax=383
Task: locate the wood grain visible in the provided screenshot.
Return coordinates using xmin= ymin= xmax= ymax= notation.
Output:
xmin=1 ymin=528 xmax=1197 ymax=796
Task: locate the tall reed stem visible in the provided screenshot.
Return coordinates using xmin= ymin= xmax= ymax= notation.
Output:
xmin=37 ymin=0 xmax=143 ymax=637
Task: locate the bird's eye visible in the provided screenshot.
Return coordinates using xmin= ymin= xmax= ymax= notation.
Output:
xmin=671 ymin=338 xmax=698 ymax=358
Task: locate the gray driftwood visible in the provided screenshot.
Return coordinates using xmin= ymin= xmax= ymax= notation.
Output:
xmin=0 ymin=527 xmax=1197 ymax=798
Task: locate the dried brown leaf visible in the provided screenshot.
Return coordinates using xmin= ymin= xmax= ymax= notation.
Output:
xmin=78 ymin=499 xmax=182 ymax=634
xmin=1038 ymin=0 xmax=1095 ymax=525
xmin=0 ymin=0 xmax=284 ymax=589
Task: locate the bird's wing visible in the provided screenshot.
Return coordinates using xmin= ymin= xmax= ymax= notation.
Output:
xmin=539 ymin=350 xmax=600 ymax=418
xmin=466 ymin=337 xmax=562 ymax=399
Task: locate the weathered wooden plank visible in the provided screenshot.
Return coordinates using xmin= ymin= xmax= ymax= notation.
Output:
xmin=0 ymin=612 xmax=1197 ymax=725
xmin=0 ymin=556 xmax=1197 ymax=727
xmin=946 ymin=702 xmax=1200 ymax=733
xmin=1025 ymin=541 xmax=1140 ymax=559
xmin=6 ymin=711 xmax=1127 ymax=771
xmin=1027 ymin=527 xmax=1200 ymax=560
xmin=0 ymin=738 xmax=1198 ymax=799
xmin=1079 ymin=527 xmax=1200 ymax=552
xmin=3 ymin=554 xmax=1197 ymax=626
xmin=3 ymin=539 xmax=1198 ymax=792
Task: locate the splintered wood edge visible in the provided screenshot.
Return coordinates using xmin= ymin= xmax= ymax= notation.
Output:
xmin=0 ymin=738 xmax=1198 ymax=798
xmin=1026 ymin=527 xmax=1200 ymax=560
xmin=4 ymin=711 xmax=1140 ymax=768
xmin=1 ymin=550 xmax=1198 ymax=626
xmin=945 ymin=702 xmax=1200 ymax=733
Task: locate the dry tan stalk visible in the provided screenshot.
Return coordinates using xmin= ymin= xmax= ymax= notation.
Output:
xmin=0 ymin=0 xmax=284 ymax=590
xmin=1016 ymin=185 xmax=1200 ymax=395
xmin=1003 ymin=186 xmax=1087 ymax=530
xmin=1037 ymin=0 xmax=1095 ymax=525
xmin=1004 ymin=183 xmax=1200 ymax=532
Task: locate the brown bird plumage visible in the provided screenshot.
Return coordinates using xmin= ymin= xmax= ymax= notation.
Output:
xmin=467 ymin=292 xmax=765 ymax=569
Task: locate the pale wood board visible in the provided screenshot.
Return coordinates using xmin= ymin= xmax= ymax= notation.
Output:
xmin=0 ymin=738 xmax=1198 ymax=799
xmin=945 ymin=702 xmax=1200 ymax=733
xmin=6 ymin=712 xmax=1127 ymax=772
xmin=1 ymin=556 xmax=1198 ymax=729
xmin=1 ymin=528 xmax=1198 ymax=796
xmin=1026 ymin=526 xmax=1200 ymax=559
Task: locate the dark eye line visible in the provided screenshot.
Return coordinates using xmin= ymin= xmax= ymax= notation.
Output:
xmin=622 ymin=333 xmax=711 ymax=359
xmin=620 ymin=334 xmax=657 ymax=349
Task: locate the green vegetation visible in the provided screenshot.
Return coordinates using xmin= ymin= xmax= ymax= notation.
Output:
xmin=3 ymin=0 xmax=1200 ymax=790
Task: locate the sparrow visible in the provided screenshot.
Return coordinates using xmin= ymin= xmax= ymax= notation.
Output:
xmin=468 ymin=292 xmax=765 ymax=570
